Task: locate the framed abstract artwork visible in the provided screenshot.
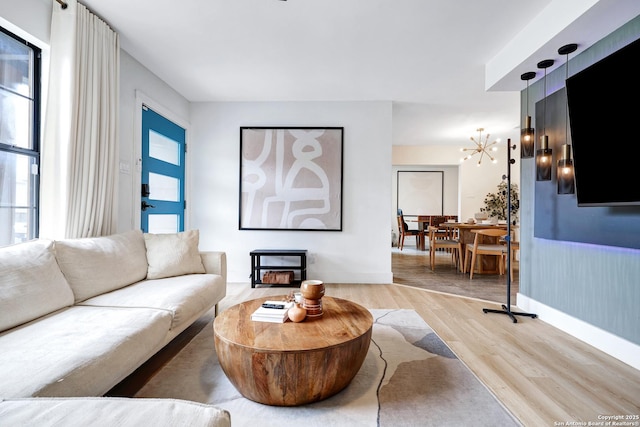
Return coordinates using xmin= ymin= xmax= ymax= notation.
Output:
xmin=239 ymin=127 xmax=344 ymax=231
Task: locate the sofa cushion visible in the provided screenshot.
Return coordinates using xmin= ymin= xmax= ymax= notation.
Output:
xmin=54 ymin=230 xmax=148 ymax=303
xmin=0 ymin=239 xmax=74 ymax=332
xmin=0 ymin=305 xmax=172 ymax=398
xmin=0 ymin=397 xmax=231 ymax=427
xmin=80 ymin=273 xmax=224 ymax=331
xmin=143 ymin=230 xmax=205 ymax=279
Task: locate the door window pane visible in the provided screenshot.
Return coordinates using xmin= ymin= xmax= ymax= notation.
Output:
xmin=149 ymin=129 xmax=180 ymax=166
xmin=149 ymin=172 xmax=179 ymax=202
xmin=148 ymin=214 xmax=178 ymax=234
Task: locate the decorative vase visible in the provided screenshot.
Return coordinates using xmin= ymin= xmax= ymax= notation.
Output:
xmin=300 ymin=280 xmax=324 ymax=300
xmin=288 ymin=302 xmax=307 ymax=323
xmin=300 ymin=280 xmax=324 ymax=317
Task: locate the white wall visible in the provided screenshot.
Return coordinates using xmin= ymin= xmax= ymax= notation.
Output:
xmin=0 ymin=0 xmax=50 ymax=47
xmin=189 ymin=101 xmax=393 ymax=284
xmin=392 ymin=144 xmax=519 ymax=226
xmin=391 ymin=165 xmax=459 ymax=234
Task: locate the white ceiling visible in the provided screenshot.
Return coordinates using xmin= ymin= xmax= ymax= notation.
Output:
xmin=81 ymin=0 xmax=640 ymax=146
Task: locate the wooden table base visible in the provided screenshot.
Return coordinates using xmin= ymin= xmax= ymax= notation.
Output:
xmin=213 ymin=296 xmax=373 ymax=406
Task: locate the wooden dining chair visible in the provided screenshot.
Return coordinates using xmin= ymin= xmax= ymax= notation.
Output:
xmin=397 ymin=215 xmax=421 ymax=250
xmin=430 ymin=215 xmax=448 ymax=240
xmin=427 ymin=225 xmax=462 ymax=271
xmin=463 ymin=228 xmax=508 ymax=279
xmin=443 ymin=215 xmax=459 ymax=239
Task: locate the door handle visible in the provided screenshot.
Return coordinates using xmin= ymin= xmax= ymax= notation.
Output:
xmin=141 ymin=201 xmax=155 ymax=211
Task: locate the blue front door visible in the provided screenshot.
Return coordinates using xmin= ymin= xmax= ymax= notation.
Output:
xmin=141 ymin=105 xmax=186 ymax=233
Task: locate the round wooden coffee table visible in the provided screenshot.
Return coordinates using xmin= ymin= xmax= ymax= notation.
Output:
xmin=213 ymin=296 xmax=373 ymax=406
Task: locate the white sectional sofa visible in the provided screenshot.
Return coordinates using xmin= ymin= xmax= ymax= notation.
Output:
xmin=0 ymin=229 xmax=230 ymax=426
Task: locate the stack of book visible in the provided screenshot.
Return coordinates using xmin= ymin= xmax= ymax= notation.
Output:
xmin=251 ymin=301 xmax=294 ymax=323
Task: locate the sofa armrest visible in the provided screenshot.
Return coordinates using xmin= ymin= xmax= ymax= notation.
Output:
xmin=200 ymin=251 xmax=227 ymax=283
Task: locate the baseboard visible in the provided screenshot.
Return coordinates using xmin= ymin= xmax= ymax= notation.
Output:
xmin=517 ymin=293 xmax=640 ymax=371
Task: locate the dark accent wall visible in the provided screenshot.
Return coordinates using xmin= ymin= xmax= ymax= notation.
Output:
xmin=533 ymin=89 xmax=640 ymax=249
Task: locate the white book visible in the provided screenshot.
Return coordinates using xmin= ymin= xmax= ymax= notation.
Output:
xmin=251 ymin=301 xmax=293 ymax=322
xmin=251 ymin=314 xmax=289 ymax=323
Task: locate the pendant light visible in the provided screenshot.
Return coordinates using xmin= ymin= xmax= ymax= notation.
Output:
xmin=557 ymin=43 xmax=578 ymax=195
xmin=536 ymin=59 xmax=554 ymax=181
xmin=520 ymin=71 xmax=536 ymax=158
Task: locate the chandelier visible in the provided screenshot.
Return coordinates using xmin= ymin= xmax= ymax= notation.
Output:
xmin=460 ymin=128 xmax=499 ymax=166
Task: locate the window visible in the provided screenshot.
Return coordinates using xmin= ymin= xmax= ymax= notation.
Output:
xmin=0 ymin=27 xmax=41 ymax=246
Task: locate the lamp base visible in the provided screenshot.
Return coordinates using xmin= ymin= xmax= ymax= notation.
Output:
xmin=482 ymin=304 xmax=538 ymax=323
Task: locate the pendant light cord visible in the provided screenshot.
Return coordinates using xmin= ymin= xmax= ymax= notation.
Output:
xmin=526 ymin=80 xmax=530 ymax=117
xmin=543 ymin=68 xmax=547 ymax=136
xmin=565 ymin=54 xmax=569 ymax=144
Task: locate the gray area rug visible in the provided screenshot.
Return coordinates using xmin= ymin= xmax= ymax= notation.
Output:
xmin=135 ymin=309 xmax=519 ymax=426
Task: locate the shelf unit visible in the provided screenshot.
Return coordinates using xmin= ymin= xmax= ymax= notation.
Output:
xmin=250 ymin=249 xmax=307 ymax=288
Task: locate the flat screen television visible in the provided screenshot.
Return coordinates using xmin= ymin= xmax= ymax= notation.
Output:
xmin=566 ymin=36 xmax=640 ymax=207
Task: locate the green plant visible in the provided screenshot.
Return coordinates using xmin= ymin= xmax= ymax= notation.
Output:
xmin=480 ymin=181 xmax=519 ymax=222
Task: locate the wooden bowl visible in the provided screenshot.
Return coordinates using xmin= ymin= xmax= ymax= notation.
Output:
xmin=300 ymin=280 xmax=325 ymax=300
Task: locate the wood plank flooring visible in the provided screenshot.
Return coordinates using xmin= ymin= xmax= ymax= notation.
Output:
xmin=110 ymin=251 xmax=640 ymax=426
xmin=220 ymin=283 xmax=640 ymax=426
xmin=392 ymin=245 xmax=519 ymax=303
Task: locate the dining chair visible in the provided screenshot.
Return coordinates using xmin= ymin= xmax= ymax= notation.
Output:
xmin=427 ymin=225 xmax=462 ymax=271
xmin=430 ymin=215 xmax=448 ymax=239
xmin=463 ymin=228 xmax=508 ymax=279
xmin=444 ymin=215 xmax=459 ymax=239
xmin=396 ymin=215 xmax=421 ymax=251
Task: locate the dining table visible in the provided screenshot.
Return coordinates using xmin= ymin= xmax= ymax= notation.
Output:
xmin=439 ymin=221 xmax=508 ymax=274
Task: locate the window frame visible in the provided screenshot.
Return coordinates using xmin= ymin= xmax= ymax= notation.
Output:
xmin=0 ymin=26 xmax=42 ymax=244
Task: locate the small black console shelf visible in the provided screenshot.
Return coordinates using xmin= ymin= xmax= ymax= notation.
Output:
xmin=250 ymin=249 xmax=307 ymax=288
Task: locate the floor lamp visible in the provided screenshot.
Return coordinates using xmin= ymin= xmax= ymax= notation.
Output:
xmin=482 ymin=139 xmax=537 ymax=323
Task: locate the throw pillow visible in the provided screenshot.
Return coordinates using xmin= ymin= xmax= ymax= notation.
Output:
xmin=144 ymin=230 xmax=206 ymax=279
xmin=54 ymin=230 xmax=149 ymax=303
xmin=0 ymin=239 xmax=75 ymax=332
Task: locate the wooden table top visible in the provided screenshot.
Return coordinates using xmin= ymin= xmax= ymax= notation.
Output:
xmin=440 ymin=222 xmax=507 ymax=229
xmin=213 ymin=296 xmax=373 ymax=353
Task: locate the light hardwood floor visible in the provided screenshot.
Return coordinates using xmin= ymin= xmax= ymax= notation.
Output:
xmin=111 ymin=278 xmax=640 ymax=426
xmin=220 ymin=283 xmax=640 ymax=426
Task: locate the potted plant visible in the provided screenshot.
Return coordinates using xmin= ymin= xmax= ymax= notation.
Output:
xmin=480 ymin=181 xmax=519 ymax=223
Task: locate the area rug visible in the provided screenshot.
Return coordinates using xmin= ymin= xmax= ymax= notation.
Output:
xmin=134 ymin=309 xmax=519 ymax=426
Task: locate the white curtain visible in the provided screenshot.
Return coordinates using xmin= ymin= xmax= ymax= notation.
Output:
xmin=41 ymin=0 xmax=119 ymax=239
